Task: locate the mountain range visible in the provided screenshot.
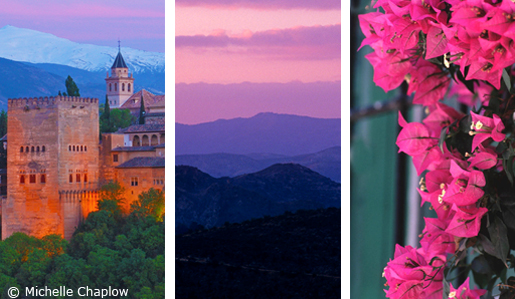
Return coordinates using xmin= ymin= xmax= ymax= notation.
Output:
xmin=175 ymin=164 xmax=341 ymax=230
xmin=176 ymin=146 xmax=341 ymax=182
xmin=176 ymin=112 xmax=341 ymax=156
xmin=0 ymin=26 xmax=164 ymax=107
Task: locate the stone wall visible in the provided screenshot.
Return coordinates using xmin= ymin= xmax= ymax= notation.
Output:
xmin=3 ymin=96 xmax=99 ymax=240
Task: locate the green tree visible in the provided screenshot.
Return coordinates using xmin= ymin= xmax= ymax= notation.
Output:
xmin=65 ymin=75 xmax=80 ymax=97
xmin=100 ymin=96 xmax=133 ymax=133
xmin=130 ymin=188 xmax=165 ymax=222
xmin=0 ymin=110 xmax=7 ymax=138
xmin=100 ymin=95 xmax=113 ymax=133
xmin=139 ymin=95 xmax=146 ymax=125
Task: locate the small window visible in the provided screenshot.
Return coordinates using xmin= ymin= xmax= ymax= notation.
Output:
xmin=20 ymin=175 xmax=25 ymax=184
xmin=131 ymin=177 xmax=138 ymax=186
xmin=69 ymin=145 xmax=71 ymax=151
xmin=42 ymin=146 xmax=45 ymax=152
xmin=36 ymin=146 xmax=40 ymax=152
xmin=69 ymin=174 xmax=73 ymax=183
xmin=113 ymin=154 xmax=118 ymax=162
xmin=76 ymin=174 xmax=80 ymax=183
xmin=122 ymin=83 xmax=125 ymax=91
xmin=128 ymin=83 xmax=131 ymax=92
xmin=115 ymin=83 xmax=117 ymax=91
xmin=31 ymin=146 xmax=34 ymax=152
xmin=84 ymin=174 xmax=88 ymax=183
xmin=81 ymin=145 xmax=83 ymax=152
xmin=85 ymin=146 xmax=87 ymax=152
xmin=26 ymin=146 xmax=29 ymax=152
xmin=109 ymin=83 xmax=112 ymax=92
xmin=41 ymin=174 xmax=46 ymax=184
xmin=29 ymin=174 xmax=36 ymax=184
xmin=160 ymin=179 xmax=164 ymax=185
xmin=20 ymin=147 xmax=23 ymax=153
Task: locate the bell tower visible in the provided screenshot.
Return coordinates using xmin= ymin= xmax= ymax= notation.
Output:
xmin=105 ymin=41 xmax=134 ymax=108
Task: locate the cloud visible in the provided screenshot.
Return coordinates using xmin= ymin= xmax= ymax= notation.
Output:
xmin=175 ymin=0 xmax=340 ymax=10
xmin=176 ymin=24 xmax=341 ymax=60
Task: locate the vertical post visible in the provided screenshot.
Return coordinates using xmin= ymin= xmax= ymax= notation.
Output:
xmin=394 ymin=82 xmax=409 ymax=246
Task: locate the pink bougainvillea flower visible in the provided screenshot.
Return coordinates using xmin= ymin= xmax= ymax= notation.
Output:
xmin=412 ymin=146 xmax=443 ymax=175
xmin=448 ymin=277 xmax=486 ymax=299
xmin=468 ymin=151 xmax=498 ymax=170
xmin=420 ymin=217 xmax=455 ymax=255
xmin=418 ymin=188 xmax=454 ymax=220
xmin=448 ymin=80 xmax=494 ymax=107
xmin=426 ymin=23 xmax=449 ymax=59
xmin=365 ymin=49 xmax=413 ymax=93
xmin=397 ymin=112 xmax=438 ymax=156
xmin=384 ymin=245 xmax=445 ymax=299
xmin=445 ymin=204 xmax=488 ymax=238
xmin=358 ymin=12 xmax=390 ymax=50
xmin=423 ymin=103 xmax=464 ymax=133
xmin=408 ymin=61 xmax=450 ymax=106
xmin=444 ymin=160 xmax=486 ymax=206
xmin=470 ymin=112 xmax=506 ymax=151
xmin=466 ymin=56 xmax=502 ymax=89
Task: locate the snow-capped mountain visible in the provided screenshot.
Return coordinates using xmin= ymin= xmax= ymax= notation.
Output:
xmin=0 ymin=25 xmax=164 ymax=73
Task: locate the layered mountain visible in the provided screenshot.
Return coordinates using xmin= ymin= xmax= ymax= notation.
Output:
xmin=176 ymin=146 xmax=341 ymax=182
xmin=175 ymin=164 xmax=341 ymax=229
xmin=176 ymin=208 xmax=341 ymax=298
xmin=176 ymin=113 xmax=341 ymax=156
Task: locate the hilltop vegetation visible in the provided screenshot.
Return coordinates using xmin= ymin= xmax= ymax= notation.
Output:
xmin=0 ymin=183 xmax=164 ymax=299
xmin=176 ymin=207 xmax=341 ymax=299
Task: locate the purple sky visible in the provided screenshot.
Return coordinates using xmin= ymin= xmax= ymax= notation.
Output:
xmin=0 ymin=0 xmax=165 ymax=52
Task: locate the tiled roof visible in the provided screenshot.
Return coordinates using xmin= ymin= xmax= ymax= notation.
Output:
xmin=120 ymin=89 xmax=165 ymax=110
xmin=119 ymin=124 xmax=165 ymax=133
xmin=111 ymin=51 xmax=128 ymax=68
xmin=116 ymin=157 xmax=165 ymax=168
xmin=112 ymin=146 xmax=156 ymax=152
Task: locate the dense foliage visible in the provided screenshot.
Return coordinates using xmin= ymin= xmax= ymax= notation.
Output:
xmin=65 ymin=75 xmax=80 ymax=97
xmin=176 ymin=208 xmax=340 ymax=299
xmin=360 ymin=0 xmax=515 ymax=298
xmin=100 ymin=96 xmax=134 ymax=133
xmin=0 ymin=184 xmax=164 ymax=299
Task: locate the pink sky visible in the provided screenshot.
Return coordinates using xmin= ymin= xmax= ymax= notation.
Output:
xmin=0 ymin=0 xmax=164 ymax=52
xmin=175 ymin=2 xmax=340 ymax=84
xmin=176 ymin=0 xmax=341 ymax=123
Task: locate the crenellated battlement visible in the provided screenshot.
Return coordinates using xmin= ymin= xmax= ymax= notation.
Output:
xmin=8 ymin=96 xmax=98 ymax=109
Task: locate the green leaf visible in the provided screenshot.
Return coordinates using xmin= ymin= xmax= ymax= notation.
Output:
xmin=442 ymin=276 xmax=450 ymax=299
xmin=488 ymin=216 xmax=510 ymax=268
xmin=478 ymin=234 xmax=498 ymax=258
xmin=471 ymin=255 xmax=492 ymax=275
xmin=497 ymin=141 xmax=509 ymax=154
xmin=503 ymin=68 xmax=512 ymax=92
xmin=503 ymin=206 xmax=515 ymax=230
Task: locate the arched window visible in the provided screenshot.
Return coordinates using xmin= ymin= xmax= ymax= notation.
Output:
xmin=36 ymin=146 xmax=40 ymax=152
xmin=26 ymin=146 xmax=29 ymax=152
xmin=41 ymin=174 xmax=46 ymax=184
xmin=20 ymin=147 xmax=23 ymax=153
xmin=160 ymin=133 xmax=165 ymax=144
xmin=73 ymin=145 xmax=75 ymax=151
xmin=81 ymin=145 xmax=83 ymax=152
xmin=20 ymin=175 xmax=25 ymax=184
xmin=128 ymin=83 xmax=131 ymax=92
xmin=85 ymin=146 xmax=87 ymax=152
xmin=29 ymin=175 xmax=36 ymax=183
xmin=76 ymin=174 xmax=80 ymax=183
xmin=133 ymin=135 xmax=140 ymax=147
xmin=142 ymin=135 xmax=149 ymax=146
xmin=84 ymin=174 xmax=88 ymax=183
xmin=109 ymin=83 xmax=112 ymax=92
xmin=122 ymin=83 xmax=125 ymax=91
xmin=69 ymin=145 xmax=71 ymax=151
xmin=42 ymin=146 xmax=45 ymax=152
xmin=69 ymin=174 xmax=73 ymax=183
xmin=31 ymin=146 xmax=34 ymax=152
xmin=151 ymin=135 xmax=158 ymax=146
xmin=115 ymin=83 xmax=117 ymax=91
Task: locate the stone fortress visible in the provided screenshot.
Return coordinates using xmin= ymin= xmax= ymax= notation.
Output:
xmin=1 ymin=49 xmax=165 ymax=240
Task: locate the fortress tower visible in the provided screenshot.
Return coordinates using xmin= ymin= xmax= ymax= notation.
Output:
xmin=105 ymin=46 xmax=134 ymax=108
xmin=3 ymin=96 xmax=100 ymax=240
